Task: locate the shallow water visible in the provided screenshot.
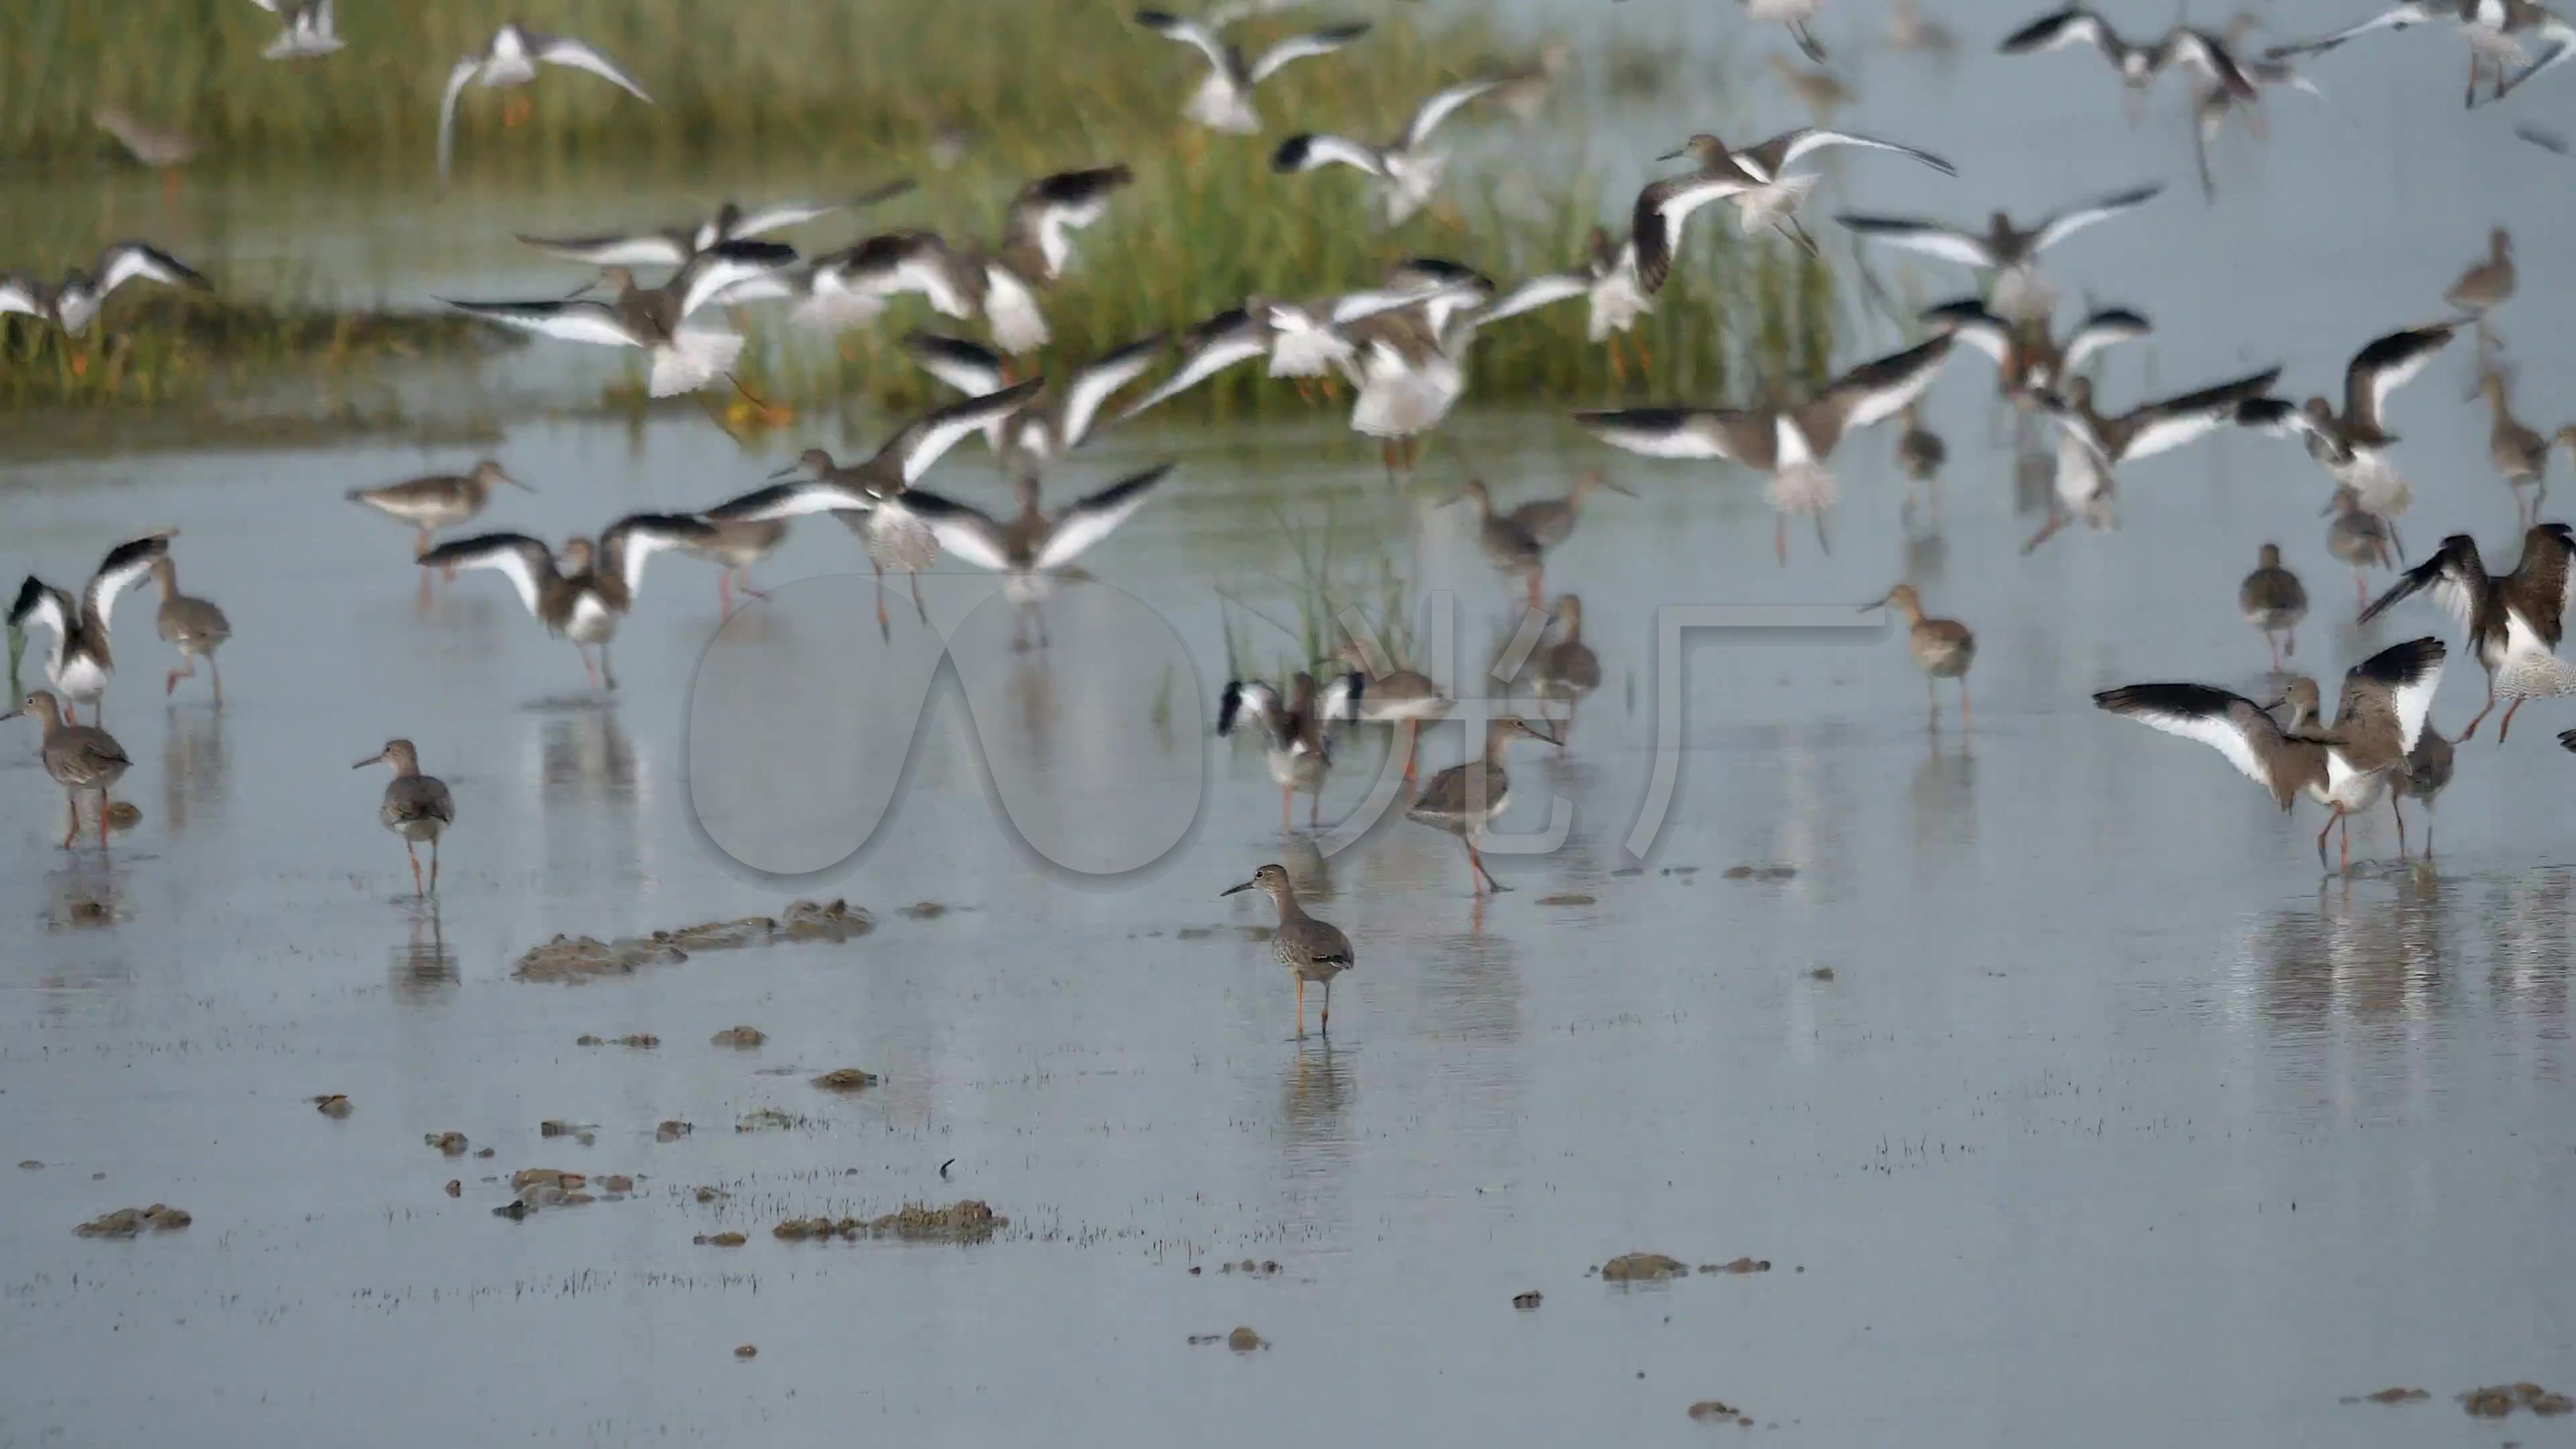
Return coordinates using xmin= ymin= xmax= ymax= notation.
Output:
xmin=6 ymin=11 xmax=2576 ymax=1446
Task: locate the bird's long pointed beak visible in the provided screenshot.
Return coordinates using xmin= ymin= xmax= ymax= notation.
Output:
xmin=0 ymin=708 xmax=22 ymax=722
xmin=1600 ymin=478 xmax=1638 ymax=498
xmin=501 ymin=470 xmax=534 ymax=492
xmin=767 ymin=462 xmax=802 ymax=480
xmin=1859 ymin=592 xmax=1890 ymax=613
xmin=1220 ymin=879 xmax=1256 ymax=898
xmin=1521 ymin=719 xmax=1562 ymax=746
xmin=559 ymin=275 xmax=602 ymax=303
xmin=353 ymin=752 xmax=384 ymax=769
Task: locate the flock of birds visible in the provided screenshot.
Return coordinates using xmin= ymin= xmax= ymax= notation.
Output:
xmin=12 ymin=0 xmax=2576 ymax=1034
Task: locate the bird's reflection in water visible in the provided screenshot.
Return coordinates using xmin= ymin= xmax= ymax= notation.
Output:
xmin=159 ymin=702 xmax=228 ymax=834
xmin=392 ymin=904 xmax=458 ymax=1000
xmin=2485 ymin=866 xmax=2573 ymax=1021
xmin=1277 ymin=1040 xmax=1352 ymax=1176
xmin=1002 ymin=644 xmax=1059 ymax=771
xmin=46 ymin=863 xmax=121 ymax=934
xmin=1902 ymin=518 xmax=1949 ymax=585
xmin=1279 ymin=837 xmax=1332 ymax=904
xmin=2257 ymin=871 xmax=2459 ymax=1032
xmin=1909 ymin=739 xmax=1976 ymax=883
xmin=1423 ymin=928 xmax=1521 ymax=1044
xmin=541 ymin=706 xmax=637 ymax=804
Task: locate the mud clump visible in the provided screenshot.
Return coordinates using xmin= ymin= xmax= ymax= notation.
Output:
xmin=812 ymin=1069 xmax=879 ymax=1091
xmin=1723 ymin=864 xmax=1796 ymax=881
xmin=710 ymin=1026 xmax=766 ymax=1049
xmin=1806 ymin=967 xmax=1836 ymax=981
xmin=516 ymin=901 xmax=872 ymax=983
xmin=1686 ymin=1401 xmax=1752 ymax=1425
xmin=17 ymin=1161 xmax=40 ymax=1171
xmin=511 ymin=1169 xmax=586 ymax=1192
xmin=656 ymin=1120 xmax=694 ymax=1142
xmin=1227 ymin=1326 xmax=1265 ymax=1352
xmin=1512 ymin=1291 xmax=1544 ymax=1311
xmin=1599 ymin=1252 xmax=1690 ymax=1282
xmin=736 ymin=1110 xmax=806 ymax=1133
xmin=425 ymin=1132 xmax=468 ymax=1155
xmin=770 ymin=1201 xmax=1006 ymax=1244
xmin=313 ymin=1094 xmax=353 ymax=1118
xmin=2461 ymin=1384 xmax=2573 ymax=1418
xmin=1700 ymin=1258 xmax=1772 ymax=1275
xmin=898 ymin=902 xmax=949 ymax=919
xmin=734 ymin=1344 xmax=757 ymax=1360
xmin=1538 ymin=893 xmax=1596 ymax=906
xmin=602 ymin=1175 xmax=635 ymax=1195
xmin=2343 ymin=1388 xmax=2428 ymax=1405
xmin=75 ymin=1204 xmax=191 ymax=1237
xmin=444 ymin=1179 xmax=462 ymax=1197
xmin=696 ymin=1232 xmax=747 ymax=1247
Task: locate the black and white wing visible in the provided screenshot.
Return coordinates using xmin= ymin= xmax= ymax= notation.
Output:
xmin=2263 ymin=3 xmax=2439 ymax=59
xmin=1247 ymin=23 xmax=1372 ymax=83
xmin=893 ymin=489 xmax=1014 ymax=572
xmin=2359 ymin=535 xmax=2483 ymax=630
xmin=1476 ymin=270 xmax=1594 ymax=327
xmin=705 ymin=480 xmax=877 ymax=523
xmin=1008 ymin=165 xmax=1134 ymax=280
xmin=1918 ymin=299 xmax=2015 ymax=365
xmin=1999 ymin=7 xmax=2120 ymax=57
xmin=1401 ymin=76 xmax=1503 ymax=150
xmin=900 ymin=331 xmax=1013 ymax=399
xmin=2092 ymin=682 xmax=2294 ymax=798
xmin=2061 ymin=306 xmax=2154 ymax=372
xmin=2504 ymin=523 xmax=2576 ymax=647
xmin=7 ymin=578 xmax=74 ymax=637
xmin=1271 ymin=133 xmax=1387 ymax=176
xmin=2341 ymin=321 xmax=2457 ymax=433
xmin=675 ymin=239 xmax=801 ymax=317
xmin=798 ymin=230 xmax=973 ymax=328
xmin=1571 ymin=407 xmax=1754 ymax=460
xmin=1060 ymin=335 xmax=1167 ymax=449
xmin=727 ymin=197 xmax=859 ymax=239
xmin=436 ymin=55 xmax=482 ymax=184
xmin=2029 ymin=183 xmax=2164 ymax=252
xmin=2114 ymin=368 xmax=2284 ymax=462
xmin=599 ymin=513 xmax=718 ymax=596
xmin=1755 ymin=127 xmax=1960 ymax=178
xmin=1834 ymin=214 xmax=1997 ymax=268
xmin=513 ymin=229 xmax=692 ymax=268
xmin=526 ymin=30 xmax=655 ymax=102
xmin=1218 ymin=679 xmax=1287 ymax=739
xmin=441 ymin=296 xmax=643 ymax=348
xmin=85 ymin=533 xmax=172 ymax=623
xmin=2335 ymin=637 xmax=2449 ymax=757
xmin=0 ymin=273 xmax=48 ymax=321
xmin=1629 ymin=172 xmax=1752 ymax=293
xmin=1121 ymin=307 xmax=1271 ymax=419
xmin=1033 ymin=463 xmax=1173 ymax=570
xmin=1133 ymin=9 xmax=1232 ymax=72
xmin=1316 ymin=671 xmax=1366 ymax=723
xmin=872 ymin=378 xmax=1050 ymax=484
xmin=417 ymin=533 xmax=556 ymax=618
xmin=1825 ymin=335 xmax=1955 ymax=431
xmin=94 ymin=241 xmax=213 ymax=301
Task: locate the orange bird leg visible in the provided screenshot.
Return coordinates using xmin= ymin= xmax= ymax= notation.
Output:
xmin=2458 ymin=686 xmax=2497 ymax=741
xmin=1294 ymin=976 xmax=1305 ymax=1037
xmin=63 ymin=792 xmax=78 ymax=850
xmin=1280 ymin=784 xmax=1292 ymax=834
xmin=2498 ymin=698 xmax=2525 ymax=741
xmin=2315 ymin=806 xmax=2342 ymax=873
xmin=2390 ymin=794 xmax=2408 ymax=861
xmin=97 ymin=790 xmax=111 ymax=849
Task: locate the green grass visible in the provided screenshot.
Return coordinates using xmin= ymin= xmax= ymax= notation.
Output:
xmin=3 ymin=0 xmax=1835 ymax=419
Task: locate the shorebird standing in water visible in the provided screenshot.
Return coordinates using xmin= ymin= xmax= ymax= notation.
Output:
xmin=149 ymin=551 xmax=231 ymax=704
xmin=2360 ymin=524 xmax=2576 ymax=741
xmin=355 ymin=740 xmax=453 ymax=897
xmin=1867 ymin=584 xmax=1974 ymax=729
xmin=1407 ymin=716 xmax=1558 ymax=895
xmin=1529 ymin=594 xmax=1603 ymax=745
xmin=1222 ymin=863 xmax=1356 ymax=1038
xmin=1222 ymin=671 xmax=1360 ymax=830
xmin=2239 ymin=543 xmax=2309 ymax=672
xmin=3 ymin=692 xmax=131 ymax=851
xmin=1631 ymin=127 xmax=1955 ymax=286
xmin=2094 ymin=637 xmax=2447 ymax=873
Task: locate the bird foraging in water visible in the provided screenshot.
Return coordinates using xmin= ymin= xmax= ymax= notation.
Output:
xmin=1407 ymin=715 xmax=1559 ymax=894
xmin=2393 ymin=722 xmax=2453 ymax=857
xmin=1325 ymin=640 xmax=1450 ymax=783
xmin=2239 ymin=543 xmax=2308 ymax=672
xmin=355 ymin=739 xmax=453 ymax=896
xmin=2359 ymin=524 xmax=2576 ymax=741
xmin=1529 ymin=594 xmax=1602 ymax=745
xmin=3 ymin=691 xmax=131 ymax=851
xmin=150 ymin=551 xmax=230 ymax=704
xmin=1867 ymin=584 xmax=1974 ymax=729
xmin=1222 ymin=863 xmax=1355 ymax=1037
xmin=2093 ymin=636 xmax=2447 ymax=873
